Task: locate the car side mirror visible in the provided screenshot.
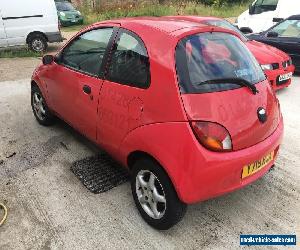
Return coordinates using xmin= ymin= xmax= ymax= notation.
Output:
xmin=267 ymin=31 xmax=279 ymax=38
xmin=249 ymin=4 xmax=255 ymax=15
xmin=42 ymin=55 xmax=54 ymax=65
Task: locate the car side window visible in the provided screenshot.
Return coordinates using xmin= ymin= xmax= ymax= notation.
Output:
xmin=107 ymin=29 xmax=150 ymax=89
xmin=270 ymin=20 xmax=300 ymax=38
xmin=253 ymin=0 xmax=278 ymax=14
xmin=59 ymin=28 xmax=114 ymax=77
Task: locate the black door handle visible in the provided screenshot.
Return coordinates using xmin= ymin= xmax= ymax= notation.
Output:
xmin=83 ymin=85 xmax=91 ymax=94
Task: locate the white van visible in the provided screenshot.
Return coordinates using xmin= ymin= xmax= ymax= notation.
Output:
xmin=0 ymin=0 xmax=62 ymax=52
xmin=236 ymin=0 xmax=300 ymax=34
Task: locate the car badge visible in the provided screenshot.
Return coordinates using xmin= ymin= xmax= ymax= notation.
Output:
xmin=257 ymin=107 xmax=267 ymax=123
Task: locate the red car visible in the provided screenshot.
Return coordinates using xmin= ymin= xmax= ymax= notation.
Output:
xmin=168 ymin=16 xmax=295 ymax=91
xmin=31 ymin=17 xmax=283 ymax=230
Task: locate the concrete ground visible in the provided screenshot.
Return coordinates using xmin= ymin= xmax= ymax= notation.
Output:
xmin=0 ymin=57 xmax=299 ymax=250
xmin=0 ymin=30 xmax=77 ymax=82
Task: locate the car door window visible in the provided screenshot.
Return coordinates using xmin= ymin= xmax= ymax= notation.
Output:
xmin=253 ymin=0 xmax=278 ymax=14
xmin=107 ymin=29 xmax=150 ymax=89
xmin=59 ymin=28 xmax=114 ymax=76
xmin=270 ymin=20 xmax=300 ymax=37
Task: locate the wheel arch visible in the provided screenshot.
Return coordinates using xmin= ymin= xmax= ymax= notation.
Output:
xmin=31 ymin=78 xmax=52 ymax=110
xmin=31 ymin=80 xmax=39 ymax=89
xmin=127 ymin=150 xmax=161 ymax=170
xmin=31 ymin=79 xmax=44 ymax=92
xmin=125 ymin=146 xmax=180 ymax=196
xmin=26 ymin=31 xmax=48 ymax=44
xmin=119 ymin=122 xmax=196 ymax=203
xmin=126 ymin=149 xmax=183 ymax=204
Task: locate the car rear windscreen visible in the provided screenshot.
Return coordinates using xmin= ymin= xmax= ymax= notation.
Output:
xmin=176 ymin=32 xmax=266 ymax=94
xmin=205 ymin=20 xmax=249 ymax=42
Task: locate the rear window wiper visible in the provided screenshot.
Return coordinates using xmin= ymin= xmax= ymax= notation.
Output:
xmin=197 ymin=77 xmax=259 ymax=95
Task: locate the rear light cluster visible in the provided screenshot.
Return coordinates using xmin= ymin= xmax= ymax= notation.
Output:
xmin=190 ymin=121 xmax=232 ymax=152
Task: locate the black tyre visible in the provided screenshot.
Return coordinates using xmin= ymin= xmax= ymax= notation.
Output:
xmin=31 ymin=85 xmax=55 ymax=126
xmin=28 ymin=34 xmax=48 ymax=52
xmin=131 ymin=158 xmax=187 ymax=230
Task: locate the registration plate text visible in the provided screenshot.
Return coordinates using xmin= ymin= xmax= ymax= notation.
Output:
xmin=242 ymin=151 xmax=274 ymax=179
xmin=279 ymin=73 xmax=292 ymax=82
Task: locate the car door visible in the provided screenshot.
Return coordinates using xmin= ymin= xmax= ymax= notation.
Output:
xmin=44 ymin=26 xmax=117 ymax=141
xmin=0 ymin=10 xmax=7 ymax=47
xmin=97 ymin=28 xmax=150 ymax=157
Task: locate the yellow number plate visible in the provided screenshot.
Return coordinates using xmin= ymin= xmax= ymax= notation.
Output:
xmin=242 ymin=151 xmax=274 ymax=179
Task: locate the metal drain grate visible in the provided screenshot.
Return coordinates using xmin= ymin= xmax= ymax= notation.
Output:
xmin=71 ymin=153 xmax=130 ymax=194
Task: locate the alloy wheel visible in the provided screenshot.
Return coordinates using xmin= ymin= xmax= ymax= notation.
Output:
xmin=32 ymin=92 xmax=46 ymax=121
xmin=136 ymin=170 xmax=167 ymax=219
xmin=32 ymin=39 xmax=44 ymax=52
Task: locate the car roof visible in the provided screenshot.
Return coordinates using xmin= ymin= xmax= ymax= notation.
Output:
xmin=166 ymin=15 xmax=222 ymax=23
xmin=79 ymin=16 xmax=240 ymax=47
xmin=94 ymin=17 xmax=210 ymax=35
xmin=288 ymin=15 xmax=300 ymax=20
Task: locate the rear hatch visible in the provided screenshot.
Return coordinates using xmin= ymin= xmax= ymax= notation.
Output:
xmin=176 ymin=31 xmax=280 ymax=150
xmin=181 ymin=81 xmax=280 ymax=150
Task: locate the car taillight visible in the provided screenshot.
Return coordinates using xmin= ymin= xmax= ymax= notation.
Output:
xmin=190 ymin=121 xmax=232 ymax=152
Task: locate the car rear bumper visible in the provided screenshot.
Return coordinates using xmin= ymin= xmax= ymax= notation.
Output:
xmin=45 ymin=32 xmax=63 ymax=43
xmin=265 ymin=65 xmax=295 ymax=91
xmin=177 ymin=118 xmax=284 ymax=204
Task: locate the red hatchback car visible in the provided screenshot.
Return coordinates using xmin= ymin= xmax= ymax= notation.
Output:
xmin=31 ymin=17 xmax=284 ymax=230
xmin=168 ymin=16 xmax=295 ymax=91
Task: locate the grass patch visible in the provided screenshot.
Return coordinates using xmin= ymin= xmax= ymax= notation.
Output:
xmin=61 ymin=1 xmax=251 ymax=32
xmin=1 ymin=1 xmax=251 ymax=58
xmin=78 ymin=1 xmax=251 ymax=26
xmin=61 ymin=24 xmax=86 ymax=32
xmin=0 ymin=48 xmax=41 ymax=58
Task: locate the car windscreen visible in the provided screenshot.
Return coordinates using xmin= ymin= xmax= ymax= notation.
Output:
xmin=205 ymin=20 xmax=248 ymax=42
xmin=253 ymin=0 xmax=279 ymax=14
xmin=176 ymin=32 xmax=266 ymax=94
xmin=269 ymin=19 xmax=300 ymax=37
xmin=56 ymin=2 xmax=76 ymax=11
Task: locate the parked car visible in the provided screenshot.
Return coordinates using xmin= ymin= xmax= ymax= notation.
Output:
xmin=0 ymin=0 xmax=62 ymax=52
xmin=55 ymin=0 xmax=83 ymax=26
xmin=236 ymin=0 xmax=300 ymax=34
xmin=31 ymin=17 xmax=283 ymax=230
xmin=168 ymin=16 xmax=294 ymax=91
xmin=248 ymin=15 xmax=300 ymax=73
